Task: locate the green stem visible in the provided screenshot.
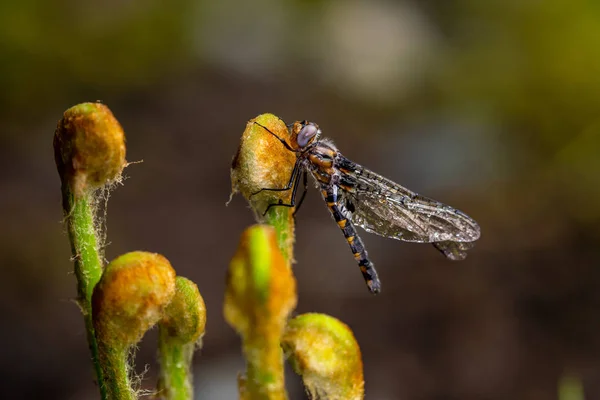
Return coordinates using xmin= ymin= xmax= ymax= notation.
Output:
xmin=264 ymin=206 xmax=294 ymax=264
xmin=260 ymin=203 xmax=294 ymax=399
xmin=62 ymin=185 xmax=106 ymax=399
xmin=97 ymin=342 xmax=135 ymax=400
xmin=157 ymin=325 xmax=195 ymax=400
xmin=243 ymin=333 xmax=287 ymax=400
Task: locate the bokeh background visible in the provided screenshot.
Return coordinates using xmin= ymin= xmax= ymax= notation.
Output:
xmin=2 ymin=0 xmax=600 ymax=399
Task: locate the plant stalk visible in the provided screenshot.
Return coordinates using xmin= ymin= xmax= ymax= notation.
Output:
xmin=157 ymin=325 xmax=195 ymax=400
xmin=63 ymin=185 xmax=107 ymax=399
xmin=96 ymin=342 xmax=135 ymax=400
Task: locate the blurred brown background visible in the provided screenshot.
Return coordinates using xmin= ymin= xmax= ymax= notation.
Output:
xmin=2 ymin=0 xmax=600 ymax=399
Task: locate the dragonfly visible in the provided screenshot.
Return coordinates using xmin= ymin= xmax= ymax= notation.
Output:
xmin=252 ymin=120 xmax=481 ymax=294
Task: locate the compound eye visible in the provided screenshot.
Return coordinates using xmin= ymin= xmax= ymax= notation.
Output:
xmin=297 ymin=123 xmax=319 ymax=148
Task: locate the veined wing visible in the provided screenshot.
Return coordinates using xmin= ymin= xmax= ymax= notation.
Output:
xmin=335 ymin=154 xmax=481 ymax=259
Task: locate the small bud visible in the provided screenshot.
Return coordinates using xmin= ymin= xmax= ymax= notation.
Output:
xmin=161 ymin=276 xmax=206 ymax=345
xmin=54 ymin=102 xmax=126 ymax=197
xmin=92 ymin=251 xmax=176 ymax=346
xmin=282 ymin=313 xmax=364 ymax=400
xmin=157 ymin=277 xmax=206 ymax=400
xmin=224 ymin=225 xmax=296 ymax=339
xmin=230 ymin=114 xmax=296 ymax=217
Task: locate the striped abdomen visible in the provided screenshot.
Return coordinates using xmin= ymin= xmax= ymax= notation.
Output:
xmin=320 ymin=183 xmax=381 ymax=294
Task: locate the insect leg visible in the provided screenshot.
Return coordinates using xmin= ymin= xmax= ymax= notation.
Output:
xmin=251 ymin=158 xmax=301 ymax=196
xmin=322 ymin=184 xmax=381 ymax=294
xmin=250 ymin=121 xmax=304 ymax=216
xmin=292 ymin=170 xmax=308 ymax=217
xmin=262 ymin=164 xmax=303 ymax=216
xmin=253 ymin=121 xmax=299 ymax=153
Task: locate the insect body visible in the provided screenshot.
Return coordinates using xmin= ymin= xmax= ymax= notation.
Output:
xmin=254 ymin=120 xmax=481 ymax=294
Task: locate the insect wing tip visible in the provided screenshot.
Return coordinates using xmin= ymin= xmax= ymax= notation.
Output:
xmin=433 ymin=240 xmax=475 ymax=261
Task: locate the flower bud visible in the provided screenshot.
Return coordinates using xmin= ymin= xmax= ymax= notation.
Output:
xmin=54 ymin=102 xmax=126 ymax=197
xmin=161 ymin=276 xmax=206 ymax=345
xmin=230 ymin=114 xmax=296 ymax=217
xmin=282 ymin=313 xmax=364 ymax=400
xmin=92 ymin=251 xmax=176 ymax=346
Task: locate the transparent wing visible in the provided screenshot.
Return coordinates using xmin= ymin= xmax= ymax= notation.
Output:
xmin=336 ymin=155 xmax=481 ymax=260
xmin=432 ymin=240 xmax=476 ymax=260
